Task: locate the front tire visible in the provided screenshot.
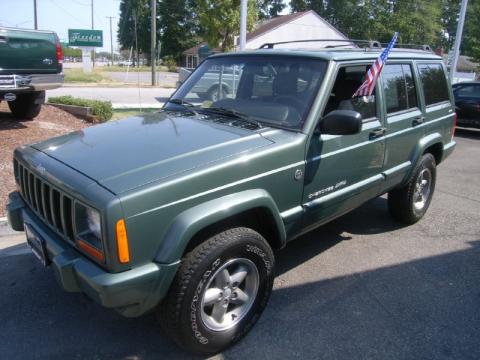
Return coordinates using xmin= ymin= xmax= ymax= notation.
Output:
xmin=388 ymin=153 xmax=436 ymax=224
xmin=158 ymin=227 xmax=275 ymax=355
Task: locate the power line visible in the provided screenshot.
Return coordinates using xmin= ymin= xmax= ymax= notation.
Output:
xmin=70 ymin=0 xmax=90 ymax=6
xmin=48 ymin=0 xmax=86 ymax=25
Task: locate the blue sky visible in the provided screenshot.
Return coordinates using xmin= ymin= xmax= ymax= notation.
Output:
xmin=0 ymin=0 xmax=121 ymax=52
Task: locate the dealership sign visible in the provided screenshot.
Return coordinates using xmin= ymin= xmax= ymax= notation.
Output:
xmin=68 ymin=29 xmax=103 ymax=47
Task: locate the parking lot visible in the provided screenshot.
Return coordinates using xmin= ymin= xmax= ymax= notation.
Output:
xmin=0 ymin=129 xmax=479 ymax=360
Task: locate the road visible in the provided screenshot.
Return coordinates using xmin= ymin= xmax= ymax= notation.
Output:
xmin=1 ymin=130 xmax=479 ymax=359
xmin=104 ymin=71 xmax=179 ymax=87
xmin=47 ymin=87 xmax=175 ymax=108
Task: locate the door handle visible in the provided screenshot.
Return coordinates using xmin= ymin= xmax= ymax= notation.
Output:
xmin=412 ymin=116 xmax=425 ymax=126
xmin=369 ymin=127 xmax=386 ymax=139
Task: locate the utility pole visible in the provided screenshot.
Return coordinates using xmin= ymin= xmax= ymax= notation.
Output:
xmin=239 ymin=0 xmax=247 ymax=50
xmin=91 ymin=0 xmax=95 ymax=67
xmin=133 ymin=10 xmax=139 ymax=68
xmin=450 ymin=0 xmax=469 ymax=84
xmin=33 ymin=0 xmax=38 ymax=29
xmin=151 ymin=0 xmax=157 ymax=86
xmin=106 ymin=16 xmax=116 ymax=66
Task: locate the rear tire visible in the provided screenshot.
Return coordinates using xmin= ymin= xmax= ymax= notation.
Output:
xmin=8 ymin=92 xmax=44 ymax=119
xmin=158 ymin=227 xmax=275 ymax=355
xmin=388 ymin=153 xmax=436 ymax=224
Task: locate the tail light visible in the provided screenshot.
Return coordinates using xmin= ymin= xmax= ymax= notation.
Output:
xmin=55 ymin=35 xmax=63 ymax=67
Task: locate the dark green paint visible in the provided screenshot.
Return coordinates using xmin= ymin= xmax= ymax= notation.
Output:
xmin=68 ymin=29 xmax=103 ymax=48
xmin=8 ymin=49 xmax=456 ymax=317
xmin=0 ymin=27 xmax=60 ymax=74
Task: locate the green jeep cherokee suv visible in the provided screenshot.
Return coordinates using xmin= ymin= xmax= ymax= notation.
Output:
xmin=7 ymin=44 xmax=456 ymax=354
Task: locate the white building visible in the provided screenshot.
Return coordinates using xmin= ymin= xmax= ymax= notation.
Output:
xmin=183 ymin=10 xmax=350 ymax=68
xmin=240 ymin=10 xmax=350 ymax=50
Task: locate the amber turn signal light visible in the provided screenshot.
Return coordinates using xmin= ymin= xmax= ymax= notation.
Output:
xmin=116 ymin=219 xmax=130 ymax=263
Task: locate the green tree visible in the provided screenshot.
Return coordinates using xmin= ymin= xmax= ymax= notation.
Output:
xmin=196 ymin=0 xmax=258 ymax=51
xmin=290 ymin=0 xmax=442 ymax=47
xmin=462 ymin=0 xmax=480 ymax=63
xmin=118 ymin=0 xmax=150 ymax=62
xmin=387 ymin=0 xmax=442 ymax=46
xmin=158 ymin=0 xmax=199 ymax=61
xmin=62 ymin=46 xmax=82 ymax=58
xmin=258 ymin=0 xmax=286 ymax=19
xmin=440 ymin=0 xmax=460 ymax=50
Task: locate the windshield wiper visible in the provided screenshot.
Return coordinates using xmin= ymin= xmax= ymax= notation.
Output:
xmin=166 ymin=98 xmax=198 ymax=115
xmin=201 ymin=107 xmax=262 ymax=129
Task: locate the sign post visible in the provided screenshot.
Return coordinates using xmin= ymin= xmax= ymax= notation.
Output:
xmin=68 ymin=29 xmax=103 ymax=73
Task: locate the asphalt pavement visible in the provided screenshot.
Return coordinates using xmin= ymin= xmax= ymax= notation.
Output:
xmin=104 ymin=71 xmax=179 ymax=88
xmin=0 ymin=129 xmax=479 ymax=360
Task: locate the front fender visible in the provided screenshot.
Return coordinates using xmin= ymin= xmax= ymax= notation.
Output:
xmin=154 ymin=189 xmax=286 ymax=264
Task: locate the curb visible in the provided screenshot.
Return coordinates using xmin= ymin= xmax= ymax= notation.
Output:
xmin=112 ymin=103 xmax=164 ymax=109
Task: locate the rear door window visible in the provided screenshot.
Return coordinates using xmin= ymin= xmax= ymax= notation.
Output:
xmin=382 ymin=64 xmax=418 ymax=114
xmin=417 ymin=63 xmax=450 ymax=106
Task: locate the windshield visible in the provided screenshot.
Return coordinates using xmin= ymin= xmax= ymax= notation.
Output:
xmin=168 ymin=55 xmax=327 ymax=130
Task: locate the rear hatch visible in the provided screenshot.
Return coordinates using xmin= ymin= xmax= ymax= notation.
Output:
xmin=0 ymin=27 xmax=60 ymax=74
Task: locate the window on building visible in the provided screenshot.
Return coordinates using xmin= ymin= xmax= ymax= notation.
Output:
xmin=417 ymin=63 xmax=450 ymax=106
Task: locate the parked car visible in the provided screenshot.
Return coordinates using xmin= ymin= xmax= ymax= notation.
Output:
xmin=117 ymin=60 xmax=134 ymax=67
xmin=7 ymin=44 xmax=456 ymax=355
xmin=452 ymin=81 xmax=480 ymax=128
xmin=0 ymin=27 xmax=64 ymax=119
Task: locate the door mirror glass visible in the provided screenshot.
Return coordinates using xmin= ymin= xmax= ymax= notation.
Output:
xmin=320 ymin=110 xmax=362 ymax=135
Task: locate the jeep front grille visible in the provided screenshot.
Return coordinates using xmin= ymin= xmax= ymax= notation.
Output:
xmin=15 ymin=159 xmax=75 ymax=242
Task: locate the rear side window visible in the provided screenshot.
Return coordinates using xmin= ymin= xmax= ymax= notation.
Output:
xmin=382 ymin=64 xmax=418 ymax=113
xmin=417 ymin=63 xmax=450 ymax=106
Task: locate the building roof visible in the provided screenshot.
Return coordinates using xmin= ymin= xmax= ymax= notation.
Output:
xmin=245 ymin=11 xmax=309 ymax=42
xmin=183 ymin=10 xmax=349 ymax=56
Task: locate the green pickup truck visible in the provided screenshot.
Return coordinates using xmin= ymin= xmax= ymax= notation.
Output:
xmin=7 ymin=43 xmax=456 ymax=354
xmin=0 ymin=27 xmax=63 ymax=119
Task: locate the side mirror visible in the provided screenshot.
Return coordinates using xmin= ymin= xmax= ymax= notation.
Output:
xmin=320 ymin=110 xmax=362 ymax=135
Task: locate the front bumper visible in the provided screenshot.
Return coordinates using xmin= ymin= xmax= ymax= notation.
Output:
xmin=0 ymin=73 xmax=64 ymax=93
xmin=6 ymin=191 xmax=178 ymax=317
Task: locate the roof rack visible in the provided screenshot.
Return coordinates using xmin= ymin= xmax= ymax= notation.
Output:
xmin=258 ymin=39 xmax=433 ymax=52
xmin=258 ymin=39 xmax=381 ymax=49
xmin=390 ymin=43 xmax=433 ymax=52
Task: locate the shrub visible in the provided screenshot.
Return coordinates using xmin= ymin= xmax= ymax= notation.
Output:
xmin=48 ymin=95 xmax=113 ymax=121
xmin=162 ymin=55 xmax=178 ymax=72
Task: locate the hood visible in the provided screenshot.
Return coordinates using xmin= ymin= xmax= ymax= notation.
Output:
xmin=32 ymin=112 xmax=274 ymax=194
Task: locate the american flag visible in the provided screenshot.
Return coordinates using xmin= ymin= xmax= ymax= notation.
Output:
xmin=352 ymin=32 xmax=399 ymax=97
